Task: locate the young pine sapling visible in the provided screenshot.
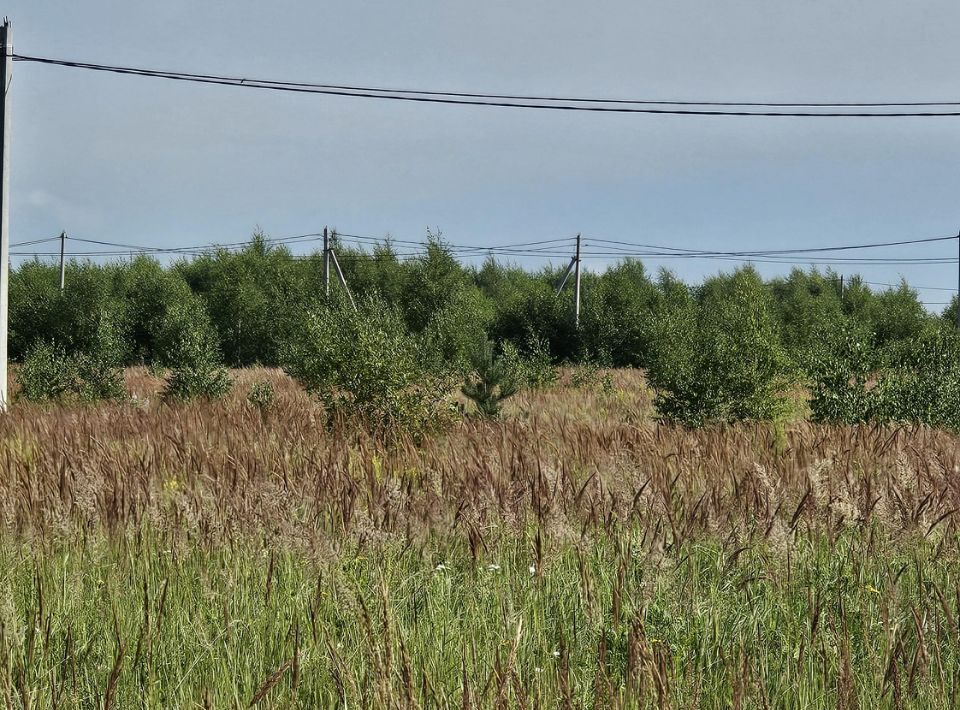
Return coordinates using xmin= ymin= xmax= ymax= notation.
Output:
xmin=462 ymin=339 xmax=519 ymax=419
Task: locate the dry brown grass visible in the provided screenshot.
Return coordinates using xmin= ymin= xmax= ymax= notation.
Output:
xmin=1 ymin=367 xmax=957 ymax=551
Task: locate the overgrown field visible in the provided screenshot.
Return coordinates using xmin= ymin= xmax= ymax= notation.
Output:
xmin=1 ymin=369 xmax=960 ymax=708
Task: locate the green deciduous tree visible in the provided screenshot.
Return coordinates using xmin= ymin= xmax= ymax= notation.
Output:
xmin=282 ymin=297 xmax=455 ymax=432
xmin=646 ymin=267 xmax=796 ymax=427
xmin=159 ymin=298 xmax=232 ymax=401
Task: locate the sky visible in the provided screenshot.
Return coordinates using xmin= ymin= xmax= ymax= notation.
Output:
xmin=5 ymin=1 xmax=960 ymax=308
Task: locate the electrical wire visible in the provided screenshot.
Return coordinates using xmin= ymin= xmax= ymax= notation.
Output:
xmin=579 ymin=252 xmax=958 ymax=264
xmin=17 ymin=54 xmax=960 ymax=108
xmin=13 ymin=229 xmax=960 ymax=295
xmin=15 ymin=54 xmax=960 ymax=118
xmin=862 ymin=280 xmax=958 ymax=292
xmin=585 ymin=232 xmax=958 ymax=257
xmin=10 ymin=236 xmax=60 ymax=248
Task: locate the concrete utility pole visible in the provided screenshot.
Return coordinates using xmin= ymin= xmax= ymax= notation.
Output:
xmin=554 ymin=234 xmax=583 ymax=330
xmin=58 ymin=231 xmax=66 ymax=290
xmin=0 ymin=20 xmax=12 ymax=411
xmin=573 ymin=232 xmax=582 ymax=329
xmin=956 ymin=230 xmax=960 ymax=328
xmin=322 ymin=226 xmax=330 ymax=298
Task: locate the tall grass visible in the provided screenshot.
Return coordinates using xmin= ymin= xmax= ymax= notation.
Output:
xmin=1 ymin=369 xmax=959 ymax=707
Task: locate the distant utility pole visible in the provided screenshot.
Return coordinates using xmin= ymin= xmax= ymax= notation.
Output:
xmin=574 ymin=232 xmax=582 ymax=329
xmin=0 ymin=19 xmax=12 ymax=411
xmin=323 ymin=226 xmax=330 ymax=298
xmin=956 ymin=230 xmax=960 ymax=328
xmin=320 ymin=226 xmax=356 ymax=310
xmin=554 ymin=233 xmax=583 ymax=329
xmin=59 ymin=231 xmax=66 ymax=290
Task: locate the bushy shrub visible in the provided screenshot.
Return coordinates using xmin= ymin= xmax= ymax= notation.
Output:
xmin=10 ymin=261 xmax=61 ymax=362
xmin=164 ymin=365 xmax=232 ymax=401
xmin=17 ymin=341 xmax=76 ymax=402
xmin=282 ymin=297 xmax=455 ymax=432
xmin=807 ymin=322 xmax=879 ymax=424
xmin=646 ymin=267 xmax=796 ymax=427
xmin=72 ymin=354 xmax=126 ymax=401
xmin=400 ymin=235 xmax=472 ymax=333
xmin=488 ymin=271 xmax=577 ymax=363
xmin=247 ymin=380 xmax=275 ymax=411
xmin=421 ymin=287 xmax=494 ymax=371
xmin=866 ymin=283 xmax=928 ymax=348
xmin=176 ymin=235 xmax=312 ymax=366
xmin=17 ymin=315 xmax=125 ymax=403
xmin=11 ymin=261 xmax=130 ymax=363
xmin=768 ymin=268 xmax=845 ymax=366
xmin=579 ymin=260 xmax=660 ymax=367
xmin=812 ymin=323 xmax=960 ymax=429
xmin=500 ymin=336 xmax=557 ymax=389
xmin=158 ymin=299 xmax=232 ymax=401
xmin=570 ymin=362 xmax=599 ymax=388
xmin=115 ymin=256 xmax=198 ymax=364
xmin=878 ymin=325 xmax=960 ymax=428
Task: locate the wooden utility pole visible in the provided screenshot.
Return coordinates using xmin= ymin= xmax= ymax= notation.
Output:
xmin=0 ymin=20 xmax=12 ymax=410
xmin=322 ymin=226 xmax=330 ymax=298
xmin=573 ymin=233 xmax=581 ymax=329
xmin=59 ymin=231 xmax=66 ymax=290
xmin=956 ymin=230 xmax=960 ymax=328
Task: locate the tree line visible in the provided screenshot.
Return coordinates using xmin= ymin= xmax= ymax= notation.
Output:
xmin=11 ymin=232 xmax=960 ymax=428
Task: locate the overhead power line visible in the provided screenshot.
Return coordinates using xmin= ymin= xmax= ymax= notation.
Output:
xmin=15 ymin=54 xmax=960 ymax=118
xmin=585 ymin=232 xmax=958 ymax=257
xmin=863 ymin=280 xmax=958 ymax=293
xmin=18 ymin=55 xmax=960 ymax=108
xmin=13 ymin=228 xmax=959 ymax=271
xmin=579 ymin=253 xmax=959 ymax=266
xmin=10 ymin=235 xmax=58 ymax=248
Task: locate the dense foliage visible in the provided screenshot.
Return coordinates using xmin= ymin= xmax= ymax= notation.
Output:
xmin=10 ymin=233 xmax=959 ymax=426
xmin=280 ymin=295 xmax=456 ymax=432
xmin=645 ymin=267 xmax=795 ymax=426
xmin=158 ymin=298 xmax=233 ymax=401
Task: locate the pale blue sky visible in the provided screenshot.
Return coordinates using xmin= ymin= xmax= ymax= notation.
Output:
xmin=5 ymin=1 xmax=960 ymax=307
